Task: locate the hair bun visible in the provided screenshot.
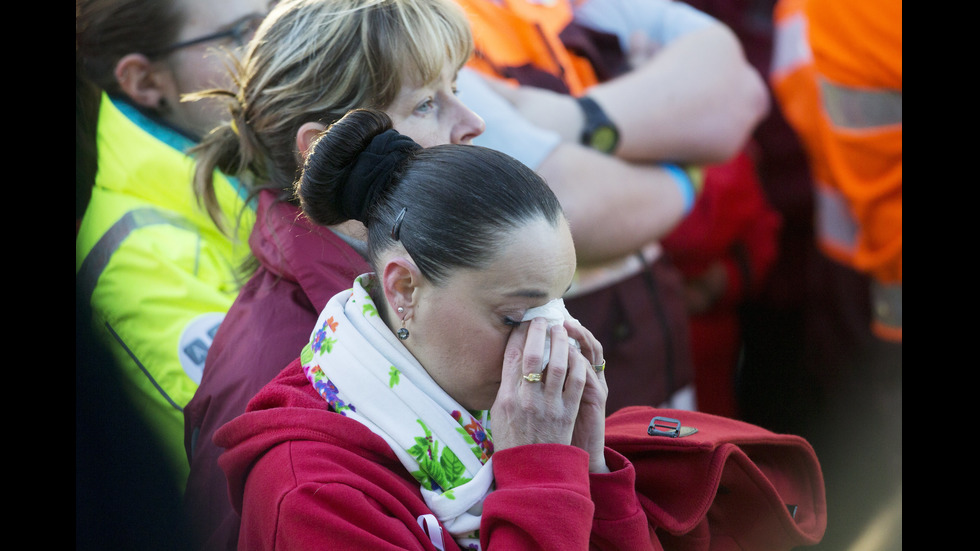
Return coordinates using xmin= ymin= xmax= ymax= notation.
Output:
xmin=341 ymin=129 xmax=421 ymax=223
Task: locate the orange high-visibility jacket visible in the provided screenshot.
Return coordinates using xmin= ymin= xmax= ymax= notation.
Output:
xmin=771 ymin=0 xmax=902 ymax=341
xmin=456 ymin=0 xmax=602 ymax=96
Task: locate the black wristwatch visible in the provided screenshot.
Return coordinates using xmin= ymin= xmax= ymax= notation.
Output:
xmin=576 ymin=96 xmax=619 ymax=154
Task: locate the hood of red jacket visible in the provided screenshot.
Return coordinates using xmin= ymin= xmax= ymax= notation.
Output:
xmin=214 ymin=359 xmax=398 ymax=515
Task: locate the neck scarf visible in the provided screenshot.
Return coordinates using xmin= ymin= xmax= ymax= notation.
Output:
xmin=301 ymin=274 xmax=495 ymax=549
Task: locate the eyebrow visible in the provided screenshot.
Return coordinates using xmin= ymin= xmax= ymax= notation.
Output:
xmin=504 ymin=289 xmax=549 ymax=299
xmin=502 ymin=283 xmax=573 ymax=299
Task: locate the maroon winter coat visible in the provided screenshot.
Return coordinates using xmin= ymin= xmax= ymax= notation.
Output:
xmin=183 ymin=190 xmax=370 ymax=551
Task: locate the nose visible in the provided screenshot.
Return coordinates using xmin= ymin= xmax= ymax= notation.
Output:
xmin=451 ymin=99 xmax=485 ymax=145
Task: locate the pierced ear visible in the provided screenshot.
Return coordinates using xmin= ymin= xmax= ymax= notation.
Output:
xmin=381 ymin=257 xmax=421 ymax=319
xmin=296 ymin=122 xmax=328 ymax=161
xmin=114 ymin=53 xmax=167 ymax=109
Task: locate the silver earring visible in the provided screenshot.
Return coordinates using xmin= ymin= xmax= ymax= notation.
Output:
xmin=397 ymin=307 xmax=409 ymax=339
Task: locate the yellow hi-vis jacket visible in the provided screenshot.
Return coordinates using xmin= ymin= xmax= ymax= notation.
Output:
xmin=76 ymin=93 xmax=254 ymax=485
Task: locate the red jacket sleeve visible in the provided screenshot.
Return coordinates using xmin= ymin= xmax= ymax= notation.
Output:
xmin=589 ymin=448 xmax=663 ymax=550
xmin=662 ymin=150 xmax=782 ymax=309
xmin=484 ymin=444 xmax=658 ymax=550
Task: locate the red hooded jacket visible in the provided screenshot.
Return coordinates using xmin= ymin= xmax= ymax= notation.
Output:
xmin=215 ymin=360 xmax=658 ymax=550
xmin=216 ymin=362 xmax=826 ymax=550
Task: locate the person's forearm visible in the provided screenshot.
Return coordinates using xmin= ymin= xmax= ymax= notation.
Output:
xmin=537 ymin=143 xmax=688 ymax=265
xmin=477 ymin=24 xmax=769 ymax=164
xmin=588 ymin=24 xmax=770 ymax=164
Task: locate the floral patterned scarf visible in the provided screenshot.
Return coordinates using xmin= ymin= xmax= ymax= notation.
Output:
xmin=301 ymin=274 xmax=495 ymax=549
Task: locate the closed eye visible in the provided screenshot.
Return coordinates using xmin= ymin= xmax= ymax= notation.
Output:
xmin=503 ymin=316 xmax=522 ymax=328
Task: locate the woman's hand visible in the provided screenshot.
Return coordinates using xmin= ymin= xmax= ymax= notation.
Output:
xmin=564 ymin=319 xmax=609 ymax=473
xmin=490 ymin=318 xmax=586 ymax=452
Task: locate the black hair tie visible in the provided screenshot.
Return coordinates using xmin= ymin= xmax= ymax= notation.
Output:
xmin=340 ymin=130 xmax=421 ymax=224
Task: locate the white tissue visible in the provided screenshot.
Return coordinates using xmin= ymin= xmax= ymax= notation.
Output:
xmin=521 ymin=298 xmax=580 ymax=368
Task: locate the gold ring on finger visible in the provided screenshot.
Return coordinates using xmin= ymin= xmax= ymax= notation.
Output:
xmin=523 ymin=372 xmax=543 ymax=383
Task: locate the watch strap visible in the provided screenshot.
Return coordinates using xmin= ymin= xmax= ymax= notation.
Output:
xmin=576 ymin=95 xmax=619 ymax=153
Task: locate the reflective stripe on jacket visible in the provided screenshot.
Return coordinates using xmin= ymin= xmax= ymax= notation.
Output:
xmin=76 ymin=93 xmax=254 ymax=483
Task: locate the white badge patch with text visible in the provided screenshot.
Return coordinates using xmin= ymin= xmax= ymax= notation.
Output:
xmin=178 ymin=312 xmax=225 ymax=384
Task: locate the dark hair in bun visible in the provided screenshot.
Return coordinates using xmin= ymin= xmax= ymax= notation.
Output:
xmin=296 ymin=108 xmax=565 ymax=285
xmin=297 ymin=109 xmax=416 ymax=226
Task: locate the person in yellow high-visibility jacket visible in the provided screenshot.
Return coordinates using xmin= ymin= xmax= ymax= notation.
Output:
xmin=75 ymin=0 xmax=267 ymax=486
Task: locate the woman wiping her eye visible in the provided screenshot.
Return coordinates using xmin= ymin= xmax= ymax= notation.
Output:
xmin=214 ymin=108 xmax=651 ymax=550
xmin=181 ymin=1 xmax=487 ymax=546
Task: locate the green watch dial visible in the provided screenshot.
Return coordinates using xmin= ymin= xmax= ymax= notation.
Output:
xmin=590 ymin=126 xmax=618 ymax=153
xmin=577 ymin=96 xmax=619 ymax=154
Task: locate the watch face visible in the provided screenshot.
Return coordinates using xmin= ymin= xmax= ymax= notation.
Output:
xmin=591 ymin=126 xmax=618 ymax=153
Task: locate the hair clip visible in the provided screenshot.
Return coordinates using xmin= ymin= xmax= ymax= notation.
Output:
xmin=391 ymin=207 xmax=407 ymax=240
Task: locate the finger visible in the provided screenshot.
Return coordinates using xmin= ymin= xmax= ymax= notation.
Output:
xmin=521 ymin=318 xmax=548 ymax=383
xmin=542 ymin=324 xmax=570 ymax=390
xmin=562 ymin=344 xmax=588 ymax=405
xmin=563 ymin=320 xmax=604 ymax=367
xmin=502 ymin=320 xmax=530 ymax=388
xmin=583 ymin=351 xmax=608 ymax=393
